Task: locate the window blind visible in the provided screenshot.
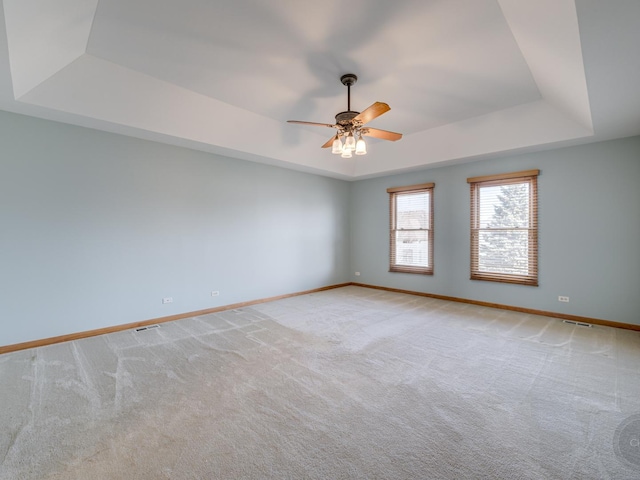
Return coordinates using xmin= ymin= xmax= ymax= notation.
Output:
xmin=468 ymin=170 xmax=538 ymax=286
xmin=388 ymin=183 xmax=434 ymax=275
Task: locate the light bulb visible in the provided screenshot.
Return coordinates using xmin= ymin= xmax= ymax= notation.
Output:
xmin=341 ymin=149 xmax=352 ymax=158
xmin=331 ymin=135 xmax=343 ymax=154
xmin=355 ymin=135 xmax=367 ymax=155
xmin=344 ymin=134 xmax=356 ymax=151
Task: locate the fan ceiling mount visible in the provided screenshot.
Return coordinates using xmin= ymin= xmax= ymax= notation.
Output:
xmin=287 ymin=73 xmax=402 ymax=158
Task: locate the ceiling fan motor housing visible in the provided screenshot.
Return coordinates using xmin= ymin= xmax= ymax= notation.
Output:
xmin=335 ymin=110 xmax=360 ymax=126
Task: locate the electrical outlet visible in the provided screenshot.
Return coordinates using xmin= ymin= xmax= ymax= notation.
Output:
xmin=211 ymin=291 xmax=220 ymax=297
xmin=355 ymin=272 xmax=361 ymax=276
xmin=558 ymin=296 xmax=569 ymax=303
xmin=162 ymin=297 xmax=173 ymax=304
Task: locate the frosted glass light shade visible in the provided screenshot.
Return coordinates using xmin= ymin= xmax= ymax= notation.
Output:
xmin=344 ymin=134 xmax=356 ymax=151
xmin=355 ymin=136 xmax=367 ymax=155
xmin=331 ymin=136 xmax=343 ymax=154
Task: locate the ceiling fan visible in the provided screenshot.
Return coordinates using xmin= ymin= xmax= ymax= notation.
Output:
xmin=287 ymin=74 xmax=402 ymax=158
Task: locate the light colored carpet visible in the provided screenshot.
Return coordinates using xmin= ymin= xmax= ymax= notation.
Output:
xmin=1 ymin=286 xmax=639 ymax=479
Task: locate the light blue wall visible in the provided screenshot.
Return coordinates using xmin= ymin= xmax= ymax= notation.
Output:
xmin=0 ymin=111 xmax=350 ymax=346
xmin=2 ymin=109 xmax=639 ymax=347
xmin=350 ymin=136 xmax=640 ymax=325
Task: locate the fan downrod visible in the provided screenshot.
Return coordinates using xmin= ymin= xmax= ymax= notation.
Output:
xmin=339 ymin=73 xmax=359 ymax=117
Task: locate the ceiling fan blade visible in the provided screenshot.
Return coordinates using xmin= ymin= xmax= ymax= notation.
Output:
xmin=363 ymin=127 xmax=403 ymax=142
xmin=353 ymin=102 xmax=390 ymax=125
xmin=287 ymin=120 xmax=337 ymax=128
xmin=321 ymin=136 xmax=336 ymax=148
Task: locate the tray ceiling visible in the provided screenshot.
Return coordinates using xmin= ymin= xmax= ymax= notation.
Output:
xmin=0 ymin=0 xmax=638 ymax=179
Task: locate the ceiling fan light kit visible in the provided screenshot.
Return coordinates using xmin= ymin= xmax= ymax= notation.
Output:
xmin=288 ymin=74 xmax=402 ymax=157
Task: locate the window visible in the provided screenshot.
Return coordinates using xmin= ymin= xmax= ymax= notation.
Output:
xmin=388 ymin=183 xmax=434 ymax=275
xmin=468 ymin=170 xmax=539 ymax=285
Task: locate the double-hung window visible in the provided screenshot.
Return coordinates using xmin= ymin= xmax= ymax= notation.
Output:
xmin=468 ymin=170 xmax=539 ymax=285
xmin=388 ymin=183 xmax=434 ymax=275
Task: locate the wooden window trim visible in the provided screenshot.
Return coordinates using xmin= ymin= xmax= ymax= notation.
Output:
xmin=467 ymin=170 xmax=539 ymax=184
xmin=387 ymin=182 xmax=435 ymax=193
xmin=469 ymin=171 xmax=538 ymax=286
xmin=389 ymin=184 xmax=434 ymax=275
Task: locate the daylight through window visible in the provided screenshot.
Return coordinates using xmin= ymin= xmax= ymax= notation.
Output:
xmin=468 ymin=170 xmax=539 ymax=285
xmin=388 ymin=183 xmax=434 ymax=275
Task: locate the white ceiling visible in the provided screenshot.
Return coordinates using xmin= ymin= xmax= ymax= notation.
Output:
xmin=0 ymin=0 xmax=638 ymax=180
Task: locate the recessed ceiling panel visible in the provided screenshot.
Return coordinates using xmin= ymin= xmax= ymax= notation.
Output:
xmin=87 ymin=0 xmax=541 ymax=135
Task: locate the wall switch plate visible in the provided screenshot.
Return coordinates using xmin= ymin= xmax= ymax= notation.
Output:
xmin=558 ymin=296 xmax=569 ymax=303
xmin=211 ymin=291 xmax=220 ymax=297
xmin=162 ymin=297 xmax=173 ymax=304
xmin=355 ymin=272 xmax=361 ymax=276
